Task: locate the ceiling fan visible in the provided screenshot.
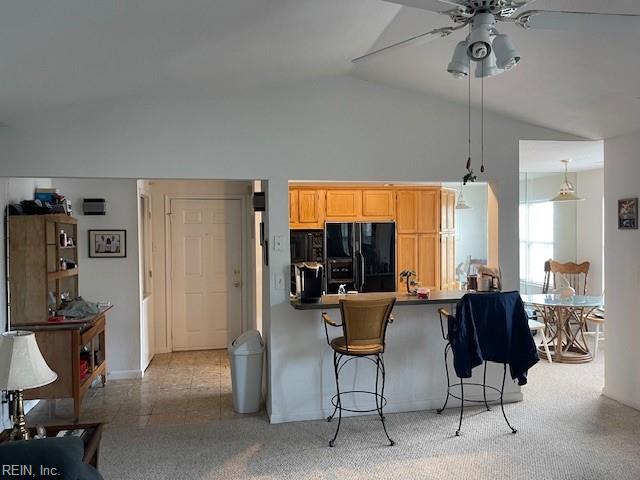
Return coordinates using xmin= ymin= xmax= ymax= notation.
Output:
xmin=353 ymin=0 xmax=640 ymax=78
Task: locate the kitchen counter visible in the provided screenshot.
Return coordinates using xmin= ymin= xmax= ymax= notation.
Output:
xmin=272 ymin=290 xmax=523 ymax=425
xmin=290 ymin=290 xmax=467 ymax=310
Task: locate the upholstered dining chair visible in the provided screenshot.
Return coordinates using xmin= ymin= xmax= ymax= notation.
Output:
xmin=322 ymin=297 xmax=396 ymax=447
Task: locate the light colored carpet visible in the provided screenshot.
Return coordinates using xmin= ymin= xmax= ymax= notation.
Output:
xmin=101 ymin=347 xmax=640 ymax=480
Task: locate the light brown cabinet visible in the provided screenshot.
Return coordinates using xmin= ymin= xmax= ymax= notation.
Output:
xmin=325 ymin=189 xmax=362 ymax=220
xmin=397 ymin=234 xmax=418 ymax=291
xmin=24 ymin=310 xmax=109 ymax=421
xmin=289 ymin=190 xmax=299 ymax=224
xmin=290 ymin=188 xmax=324 ymax=229
xmin=418 ymin=189 xmax=440 ymax=233
xmin=418 ymin=234 xmax=440 ymax=289
xmin=440 ymin=233 xmax=456 ymax=290
xmin=9 ymin=214 xmax=79 ymax=325
xmin=441 ymin=189 xmax=456 ymax=232
xmin=362 ymin=190 xmax=395 ymax=219
xmin=395 ymin=187 xmax=444 ymax=290
xmin=396 ymin=191 xmax=418 ymax=233
xmin=288 ymin=184 xmax=458 ymax=292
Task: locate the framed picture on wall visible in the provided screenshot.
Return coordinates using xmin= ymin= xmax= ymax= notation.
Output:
xmin=618 ymin=198 xmax=638 ymax=230
xmin=88 ymin=229 xmax=127 ymax=258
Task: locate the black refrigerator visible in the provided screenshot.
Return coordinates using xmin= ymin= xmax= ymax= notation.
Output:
xmin=324 ymin=222 xmax=396 ymax=293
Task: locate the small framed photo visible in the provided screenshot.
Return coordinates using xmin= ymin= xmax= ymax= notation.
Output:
xmin=88 ymin=230 xmax=127 ymax=258
xmin=618 ymin=198 xmax=638 ymax=230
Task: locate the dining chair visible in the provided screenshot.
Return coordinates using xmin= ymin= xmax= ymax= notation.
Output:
xmin=322 ymin=297 xmax=396 ymax=447
xmin=586 ymin=307 xmax=605 ymax=359
xmin=528 ymin=319 xmax=552 ymax=363
xmin=541 ymin=260 xmax=552 ymax=294
xmin=549 ymin=260 xmax=590 ymax=295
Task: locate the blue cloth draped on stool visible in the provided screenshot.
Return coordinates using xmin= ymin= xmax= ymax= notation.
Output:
xmin=451 ymin=291 xmax=539 ymax=385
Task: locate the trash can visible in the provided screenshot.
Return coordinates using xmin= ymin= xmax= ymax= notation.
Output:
xmin=228 ymin=329 xmax=264 ymax=413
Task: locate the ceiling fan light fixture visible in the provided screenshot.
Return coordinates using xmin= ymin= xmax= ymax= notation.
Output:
xmin=492 ymin=33 xmax=520 ymax=70
xmin=467 ymin=12 xmax=495 ymax=61
xmin=475 ymin=51 xmax=501 ymax=78
xmin=447 ymin=40 xmax=470 ymax=79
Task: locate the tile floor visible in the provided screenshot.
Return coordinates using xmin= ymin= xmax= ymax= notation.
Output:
xmin=26 ymin=350 xmax=258 ymax=429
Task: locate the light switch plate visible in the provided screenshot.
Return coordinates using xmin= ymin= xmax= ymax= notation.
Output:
xmin=273 ymin=235 xmax=284 ymax=252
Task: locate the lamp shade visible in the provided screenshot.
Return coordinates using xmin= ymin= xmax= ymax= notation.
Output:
xmin=0 ymin=331 xmax=57 ymax=390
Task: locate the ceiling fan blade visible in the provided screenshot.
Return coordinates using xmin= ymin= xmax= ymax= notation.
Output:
xmin=352 ymin=26 xmax=459 ymax=64
xmin=516 ymin=10 xmax=640 ymax=32
xmin=384 ymin=0 xmax=467 ymax=15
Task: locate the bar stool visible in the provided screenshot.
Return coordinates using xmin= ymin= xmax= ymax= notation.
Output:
xmin=436 ymin=292 xmax=537 ymax=436
xmin=322 ymin=297 xmax=396 ymax=447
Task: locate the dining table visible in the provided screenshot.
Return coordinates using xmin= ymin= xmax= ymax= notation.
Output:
xmin=521 ymin=294 xmax=604 ymax=364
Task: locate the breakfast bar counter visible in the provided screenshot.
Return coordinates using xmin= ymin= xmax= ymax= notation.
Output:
xmin=290 ymin=290 xmax=467 ymax=310
xmin=271 ymin=290 xmax=524 ymax=424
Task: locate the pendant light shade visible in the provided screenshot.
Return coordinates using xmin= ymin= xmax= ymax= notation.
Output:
xmin=447 ymin=40 xmax=470 ymax=79
xmin=456 ymin=190 xmax=472 ymax=209
xmin=550 ymin=159 xmax=584 ymax=202
xmin=492 ymin=33 xmax=521 ymax=71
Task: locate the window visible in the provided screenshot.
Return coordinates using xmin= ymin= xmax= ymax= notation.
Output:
xmin=520 ymin=202 xmax=554 ymax=286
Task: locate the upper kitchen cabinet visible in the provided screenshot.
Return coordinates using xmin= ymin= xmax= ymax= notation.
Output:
xmin=418 ymin=189 xmax=440 ymax=233
xmin=396 ymin=190 xmax=418 ymax=233
xmin=361 ymin=190 xmax=395 ymax=220
xmin=289 ymin=188 xmax=325 ymax=229
xmin=440 ymin=188 xmax=456 ymax=232
xmin=325 ymin=189 xmax=362 ymax=220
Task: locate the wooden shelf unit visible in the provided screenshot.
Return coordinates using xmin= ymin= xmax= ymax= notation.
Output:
xmin=23 ymin=310 xmax=109 ymax=422
xmin=8 ymin=214 xmax=79 ymax=325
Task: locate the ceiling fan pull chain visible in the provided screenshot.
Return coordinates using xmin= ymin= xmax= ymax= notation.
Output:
xmin=480 ymin=63 xmax=485 ymax=174
xmin=466 ymin=66 xmax=472 ymax=172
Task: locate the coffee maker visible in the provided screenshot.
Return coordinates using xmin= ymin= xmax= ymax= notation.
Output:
xmin=295 ymin=262 xmax=324 ymax=304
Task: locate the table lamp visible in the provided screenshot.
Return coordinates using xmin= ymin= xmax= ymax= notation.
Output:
xmin=0 ymin=331 xmax=57 ymax=441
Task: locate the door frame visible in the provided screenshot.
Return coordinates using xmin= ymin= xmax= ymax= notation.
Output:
xmin=164 ymin=194 xmax=249 ymax=351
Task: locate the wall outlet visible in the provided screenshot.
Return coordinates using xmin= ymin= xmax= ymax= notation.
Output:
xmin=273 ymin=235 xmax=284 ymax=252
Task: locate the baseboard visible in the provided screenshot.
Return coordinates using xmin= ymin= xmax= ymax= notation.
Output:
xmin=602 ymin=387 xmax=640 ymax=411
xmin=107 ymin=369 xmax=143 ymax=380
xmin=268 ymin=391 xmax=524 ymax=424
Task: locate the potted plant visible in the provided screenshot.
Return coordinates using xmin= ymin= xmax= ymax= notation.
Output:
xmin=399 ymin=270 xmax=418 ymax=295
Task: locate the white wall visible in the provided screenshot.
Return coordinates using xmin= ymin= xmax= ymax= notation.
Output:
xmin=577 ymin=169 xmax=604 ymax=296
xmin=0 ymin=74 xmax=582 ymax=421
xmin=603 ymin=131 xmax=640 ymax=411
xmin=53 ymin=178 xmax=141 ymax=378
xmin=453 ymin=184 xmax=488 ymax=268
xmin=146 ymin=180 xmax=255 ymax=354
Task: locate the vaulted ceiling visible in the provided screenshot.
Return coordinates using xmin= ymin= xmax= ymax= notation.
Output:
xmin=1 ymin=0 xmax=639 ymax=139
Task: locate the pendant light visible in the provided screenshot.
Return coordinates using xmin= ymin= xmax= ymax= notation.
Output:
xmin=456 ymin=189 xmax=472 ymax=210
xmin=550 ymin=159 xmax=584 ymax=202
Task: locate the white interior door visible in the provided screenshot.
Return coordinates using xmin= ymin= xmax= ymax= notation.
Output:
xmin=170 ymin=198 xmax=242 ymax=350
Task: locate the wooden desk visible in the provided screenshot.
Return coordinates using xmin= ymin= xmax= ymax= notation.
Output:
xmin=20 ymin=308 xmax=111 ymax=421
xmin=0 ymin=423 xmax=103 ymax=469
